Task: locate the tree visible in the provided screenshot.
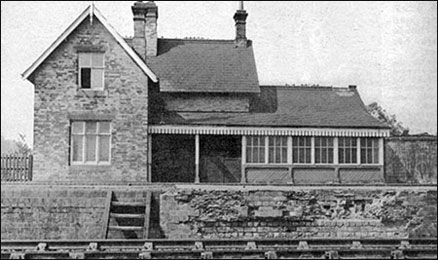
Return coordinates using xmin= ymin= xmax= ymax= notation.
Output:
xmin=14 ymin=134 xmax=32 ymax=155
xmin=366 ymin=102 xmax=409 ymax=136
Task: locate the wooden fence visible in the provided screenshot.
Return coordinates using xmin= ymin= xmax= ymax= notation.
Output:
xmin=1 ymin=154 xmax=33 ymax=182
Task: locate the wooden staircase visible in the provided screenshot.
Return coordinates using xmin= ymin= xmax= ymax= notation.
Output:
xmin=102 ymin=191 xmax=151 ymax=239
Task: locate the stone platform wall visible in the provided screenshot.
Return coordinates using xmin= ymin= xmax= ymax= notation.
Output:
xmin=160 ymin=187 xmax=437 ymax=240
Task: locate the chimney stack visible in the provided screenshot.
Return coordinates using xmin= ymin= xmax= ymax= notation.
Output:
xmin=348 ymin=85 xmax=357 ymax=90
xmin=132 ymin=1 xmax=147 ymax=59
xmin=131 ymin=1 xmax=158 ymax=59
xmin=234 ymin=1 xmax=248 ymax=48
xmin=145 ymin=1 xmax=158 ymax=57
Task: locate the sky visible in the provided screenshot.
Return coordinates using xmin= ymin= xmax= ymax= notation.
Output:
xmin=1 ymin=1 xmax=437 ymax=146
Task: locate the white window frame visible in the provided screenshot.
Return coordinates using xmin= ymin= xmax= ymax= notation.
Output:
xmin=292 ymin=136 xmax=312 ymax=164
xmin=71 ymin=121 xmax=111 ymax=165
xmin=246 ymin=136 xmax=266 ymax=164
xmin=314 ymin=137 xmax=334 ymax=164
xmin=78 ymin=52 xmax=105 ymax=90
xmin=268 ymin=136 xmax=288 ymax=164
xmin=360 ymin=137 xmax=380 ymax=165
xmin=338 ymin=137 xmax=358 ymax=164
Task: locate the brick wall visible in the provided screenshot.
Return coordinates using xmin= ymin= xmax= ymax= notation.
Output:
xmin=1 ymin=186 xmax=107 ymax=240
xmin=160 ymin=187 xmax=437 ymax=239
xmin=385 ymin=136 xmax=437 ymax=184
xmin=30 ymin=18 xmax=149 ymax=183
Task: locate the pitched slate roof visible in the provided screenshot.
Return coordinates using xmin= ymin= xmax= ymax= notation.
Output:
xmin=145 ymin=39 xmax=260 ymax=93
xmin=158 ymin=86 xmax=390 ymax=129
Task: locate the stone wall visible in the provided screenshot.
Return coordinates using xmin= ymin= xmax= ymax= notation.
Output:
xmin=160 ymin=187 xmax=437 ymax=239
xmin=1 ymin=186 xmax=107 ymax=240
xmin=30 ymin=17 xmax=149 ymax=183
xmin=385 ymin=136 xmax=437 ymax=184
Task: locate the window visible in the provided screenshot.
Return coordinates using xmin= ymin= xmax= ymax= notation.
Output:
xmin=361 ymin=138 xmax=379 ymax=164
xmin=246 ymin=136 xmax=265 ymax=163
xmin=78 ymin=52 xmax=104 ymax=89
xmin=268 ymin=136 xmax=288 ymax=163
xmin=292 ymin=137 xmax=311 ymax=163
xmin=71 ymin=121 xmax=111 ymax=164
xmin=338 ymin=137 xmax=357 ymax=164
xmin=315 ymin=137 xmax=334 ymax=164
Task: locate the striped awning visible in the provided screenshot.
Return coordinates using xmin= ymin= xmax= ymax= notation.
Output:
xmin=148 ymin=125 xmax=390 ymax=137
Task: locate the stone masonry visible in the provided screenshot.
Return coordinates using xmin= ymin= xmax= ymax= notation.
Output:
xmin=160 ymin=187 xmax=437 ymax=239
xmin=30 ymin=17 xmax=149 ymax=183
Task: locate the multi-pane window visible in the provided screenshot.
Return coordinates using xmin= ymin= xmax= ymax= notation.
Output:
xmin=71 ymin=121 xmax=111 ymax=164
xmin=360 ymin=138 xmax=379 ymax=164
xmin=338 ymin=137 xmax=357 ymax=164
xmin=268 ymin=136 xmax=288 ymax=163
xmin=78 ymin=52 xmax=104 ymax=89
xmin=292 ymin=137 xmax=311 ymax=163
xmin=315 ymin=137 xmax=334 ymax=164
xmin=246 ymin=136 xmax=265 ymax=163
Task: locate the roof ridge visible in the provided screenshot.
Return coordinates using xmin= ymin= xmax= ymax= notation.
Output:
xmin=159 ymin=38 xmax=235 ymax=44
xmin=260 ymin=85 xmax=358 ymax=91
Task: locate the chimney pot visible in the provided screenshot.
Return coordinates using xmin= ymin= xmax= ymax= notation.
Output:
xmin=348 ymin=85 xmax=357 ymax=89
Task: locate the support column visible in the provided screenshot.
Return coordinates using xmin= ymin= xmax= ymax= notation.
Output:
xmin=334 ymin=137 xmax=340 ymax=183
xmin=311 ymin=137 xmax=315 ymax=164
xmin=357 ymin=137 xmax=361 ymax=164
xmin=147 ymin=135 xmax=152 ymax=182
xmin=195 ymin=134 xmax=200 ymax=183
xmin=379 ymin=137 xmax=385 ymax=181
xmin=241 ymin=136 xmax=247 ymax=184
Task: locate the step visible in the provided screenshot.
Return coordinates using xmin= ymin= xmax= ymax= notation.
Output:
xmin=110 ymin=213 xmax=145 ymax=219
xmin=111 ymin=201 xmax=145 ymax=207
xmin=108 ymin=226 xmax=144 ymax=231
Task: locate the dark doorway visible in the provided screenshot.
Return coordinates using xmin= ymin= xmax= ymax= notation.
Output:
xmin=199 ymin=135 xmax=241 ymax=183
xmin=151 ymin=135 xmax=195 ymax=182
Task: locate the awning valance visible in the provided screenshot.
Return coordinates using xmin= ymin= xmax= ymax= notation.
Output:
xmin=148 ymin=125 xmax=390 ymax=137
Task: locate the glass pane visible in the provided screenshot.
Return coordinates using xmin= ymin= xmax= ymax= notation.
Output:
xmin=72 ymin=122 xmax=84 ymax=134
xmin=367 ymin=149 xmax=373 ymax=164
xmin=299 ymin=148 xmax=304 ymax=163
xmin=99 ymin=136 xmax=110 ymax=162
xmin=99 ymin=122 xmax=110 ymax=134
xmin=268 ymin=148 xmax=274 ymax=163
xmin=275 ymin=137 xmax=280 ymax=146
xmin=322 ymin=138 xmax=327 ymax=147
xmin=85 ymin=135 xmax=97 ymax=162
xmin=292 ymin=137 xmax=298 ymax=147
xmin=269 ymin=137 xmax=274 ymax=146
xmin=293 ymin=148 xmax=298 ymax=163
xmin=306 ymin=137 xmax=311 ymax=146
xmin=259 ymin=148 xmax=265 ymax=163
xmin=351 ymin=138 xmax=357 ymax=147
xmin=339 ymin=148 xmax=344 ymax=163
xmin=246 ymin=147 xmax=252 ymax=163
xmin=253 ymin=149 xmax=259 ymax=163
xmin=367 ymin=138 xmax=373 ymax=147
xmin=321 ymin=148 xmax=327 ymax=163
xmin=373 ymin=148 xmax=379 ymax=164
xmin=361 ymin=138 xmax=366 ymax=147
xmin=315 ymin=148 xmax=320 ymax=163
xmin=328 ymin=138 xmax=333 ymax=147
xmin=253 ymin=136 xmax=258 ymax=146
xmin=91 ymin=69 xmax=104 ymax=90
xmin=81 ymin=68 xmax=91 ymax=89
xmin=352 ymin=148 xmax=357 ymax=163
xmin=92 ymin=53 xmax=104 ymax=67
xmin=72 ymin=135 xmax=83 ymax=162
xmin=78 ymin=53 xmax=91 ymax=67
xmin=328 ymin=148 xmax=333 ymax=164
xmin=275 ymin=147 xmax=281 ymax=163
xmin=86 ymin=122 xmax=97 ymax=134
xmin=282 ymin=148 xmax=288 ymax=163
xmin=361 ymin=149 xmax=367 ymax=164
xmin=305 ymin=148 xmax=311 ymax=163
xmin=346 ymin=149 xmax=351 ymax=163
xmin=299 ymin=137 xmax=304 ymax=146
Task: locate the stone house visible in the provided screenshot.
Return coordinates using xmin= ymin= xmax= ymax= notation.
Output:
xmin=22 ymin=2 xmax=390 ymax=184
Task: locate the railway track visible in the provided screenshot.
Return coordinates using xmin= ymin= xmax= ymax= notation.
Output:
xmin=1 ymin=238 xmax=436 ymax=259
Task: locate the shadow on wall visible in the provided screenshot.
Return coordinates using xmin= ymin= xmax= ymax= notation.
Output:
xmin=385 ymin=136 xmax=437 ymax=184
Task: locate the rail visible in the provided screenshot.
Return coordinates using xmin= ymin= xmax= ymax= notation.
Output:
xmin=1 ymin=238 xmax=436 ymax=259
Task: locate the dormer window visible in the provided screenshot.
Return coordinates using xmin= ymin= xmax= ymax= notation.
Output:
xmin=78 ymin=52 xmax=104 ymax=90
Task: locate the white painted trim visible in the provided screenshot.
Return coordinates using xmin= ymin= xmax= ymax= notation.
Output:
xmin=311 ymin=137 xmax=315 ymax=165
xmin=379 ymin=137 xmax=384 ymax=165
xmin=195 ymin=134 xmax=200 ymax=183
xmin=357 ymin=137 xmax=361 ymax=165
xmin=149 ymin=125 xmax=390 ymax=137
xmin=22 ymin=5 xmax=158 ymax=82
xmin=334 ymin=137 xmax=339 ymax=164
